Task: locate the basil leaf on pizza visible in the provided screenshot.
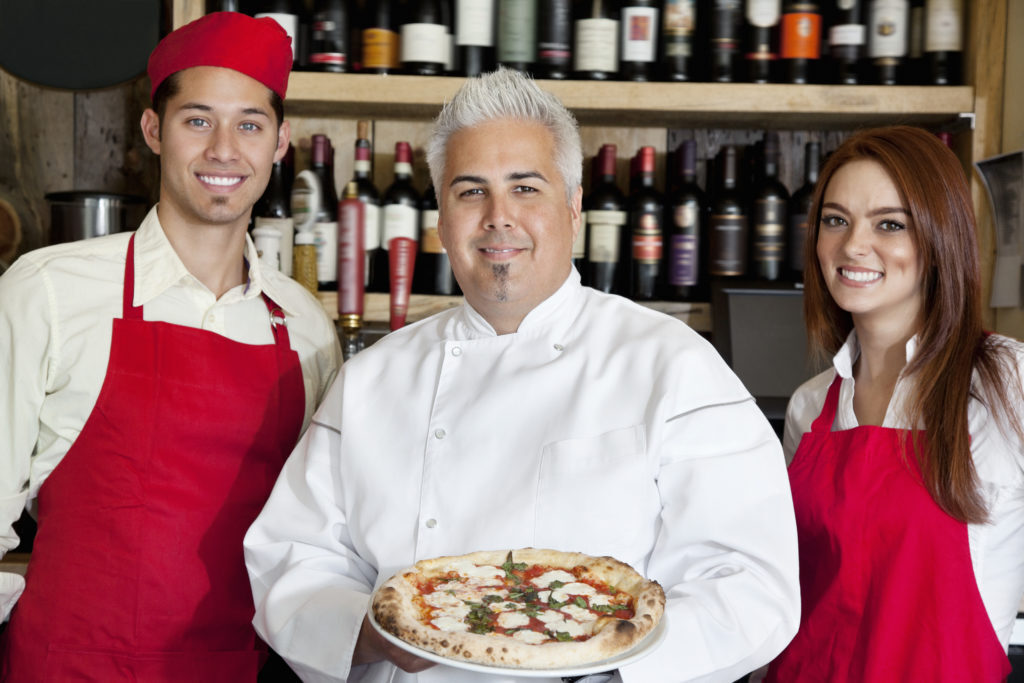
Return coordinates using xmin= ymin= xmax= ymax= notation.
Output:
xmin=372 ymin=548 xmax=665 ymax=669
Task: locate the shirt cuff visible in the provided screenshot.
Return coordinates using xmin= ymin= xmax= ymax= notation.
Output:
xmin=0 ymin=571 xmax=25 ymax=622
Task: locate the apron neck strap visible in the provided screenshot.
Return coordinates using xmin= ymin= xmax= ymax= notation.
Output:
xmin=123 ymin=234 xmax=143 ymax=320
xmin=810 ymin=375 xmax=843 ymax=433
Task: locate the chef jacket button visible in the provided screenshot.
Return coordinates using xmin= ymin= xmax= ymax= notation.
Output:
xmin=425 ymin=518 xmax=437 ymax=529
xmin=553 ymin=343 xmax=564 ymax=351
xmin=451 ymin=346 xmax=462 ymax=356
xmin=434 ymin=428 xmax=446 ymax=440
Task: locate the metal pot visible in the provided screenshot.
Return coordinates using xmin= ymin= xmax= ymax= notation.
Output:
xmin=45 ymin=192 xmax=148 ymax=245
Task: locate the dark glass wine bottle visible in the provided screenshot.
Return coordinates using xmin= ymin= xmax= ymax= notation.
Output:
xmin=362 ymin=0 xmax=402 ymax=74
xmin=253 ymin=144 xmax=295 ymax=277
xmin=619 ymin=0 xmax=660 ymax=81
xmin=828 ymin=0 xmax=865 ymax=84
xmin=573 ymin=0 xmax=620 ymax=79
xmin=750 ymin=132 xmax=789 ymax=281
xmin=377 ymin=141 xmax=420 ymax=292
xmin=709 ymin=145 xmax=748 ymax=277
xmin=497 ymin=0 xmax=537 ymax=72
xmin=628 ymin=146 xmax=664 ymax=300
xmin=661 ymin=0 xmax=696 ymax=81
xmin=867 ymin=0 xmax=908 ymax=85
xmin=308 ymin=0 xmax=349 ymax=72
xmin=904 ymin=0 xmax=926 ymax=83
xmin=402 ymin=0 xmax=449 ymax=74
xmin=206 ymin=0 xmax=242 ymax=12
xmin=350 ymin=121 xmax=382 ymax=291
xmin=585 ymin=144 xmax=628 ymax=294
xmin=311 ymin=134 xmax=340 ymax=291
xmin=537 ymin=0 xmax=573 ymax=78
xmin=924 ymin=0 xmax=961 ymax=85
xmin=787 ymin=140 xmax=819 ymax=281
xmin=780 ymin=1 xmax=821 ymax=83
xmin=455 ymin=0 xmax=496 ymax=75
xmin=745 ymin=0 xmax=781 ymax=84
xmin=666 ymin=140 xmax=706 ymax=301
xmin=254 ymin=0 xmax=302 ymax=67
xmin=414 ymin=185 xmax=460 ymax=295
xmin=710 ymin=0 xmax=742 ymax=82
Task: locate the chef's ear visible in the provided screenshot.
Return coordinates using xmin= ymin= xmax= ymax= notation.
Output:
xmin=141 ymin=109 xmax=161 ymax=155
xmin=569 ymin=185 xmax=583 ymax=244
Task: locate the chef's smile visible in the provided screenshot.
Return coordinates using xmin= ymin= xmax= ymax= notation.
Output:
xmin=196 ymin=173 xmax=246 ymax=191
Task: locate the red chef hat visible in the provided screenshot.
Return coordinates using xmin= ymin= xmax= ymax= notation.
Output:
xmin=147 ymin=11 xmax=292 ymax=100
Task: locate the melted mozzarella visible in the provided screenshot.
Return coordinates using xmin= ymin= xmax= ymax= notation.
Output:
xmin=588 ymin=593 xmax=614 ymax=607
xmin=432 ymin=615 xmax=469 ymax=632
xmin=444 ymin=560 xmax=505 ymax=584
xmin=551 ymin=582 xmax=597 ymax=602
xmin=531 ymin=569 xmax=576 ymax=588
xmin=562 ymin=604 xmax=597 ymax=624
xmin=537 ymin=590 xmax=551 ymax=603
xmin=511 ymin=629 xmax=549 ymax=645
xmin=497 ymin=611 xmax=531 ymax=629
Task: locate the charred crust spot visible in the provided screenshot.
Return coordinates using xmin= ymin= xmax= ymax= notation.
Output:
xmin=615 ymin=620 xmax=637 ymax=636
xmin=463 ymin=650 xmax=473 ymax=658
xmin=486 ymin=647 xmax=493 ymax=654
xmin=440 ymin=639 xmax=449 ymax=647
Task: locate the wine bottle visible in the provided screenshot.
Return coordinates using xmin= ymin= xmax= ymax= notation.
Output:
xmin=828 ymin=0 xmax=866 ymax=84
xmin=206 ymin=0 xmax=242 ymax=11
xmin=619 ymin=0 xmax=660 ymax=81
xmin=661 ymin=0 xmax=696 ymax=81
xmin=253 ymin=143 xmax=296 ymax=276
xmin=310 ymin=134 xmax=340 ymax=291
xmin=629 ymin=146 xmax=664 ymax=300
xmin=455 ymin=0 xmax=496 ymax=75
xmin=924 ymin=0 xmax=961 ymax=85
xmin=573 ymin=0 xmax=619 ymax=80
xmin=750 ymin=132 xmax=789 ymax=281
xmin=867 ymin=0 xmax=908 ymax=85
xmin=666 ymin=140 xmax=706 ymax=301
xmin=497 ymin=0 xmax=537 ymax=72
xmin=787 ymin=140 xmax=819 ymax=281
xmin=904 ymin=0 xmax=925 ymax=83
xmin=308 ymin=0 xmax=349 ymax=72
xmin=254 ymin=0 xmax=302 ymax=67
xmin=378 ymin=141 xmax=420 ymax=292
xmin=779 ymin=1 xmax=821 ymax=83
xmin=709 ymin=145 xmax=748 ymax=277
xmin=536 ymin=0 xmax=572 ymax=78
xmin=402 ymin=0 xmax=449 ymax=75
xmin=415 ymin=185 xmax=460 ymax=295
xmin=362 ymin=0 xmax=402 ymax=73
xmin=585 ymin=144 xmax=628 ymax=294
xmin=745 ymin=0 xmax=780 ymax=84
xmin=338 ymin=181 xmax=366 ymax=359
xmin=709 ymin=0 xmax=742 ymax=82
xmin=350 ymin=121 xmax=382 ymax=291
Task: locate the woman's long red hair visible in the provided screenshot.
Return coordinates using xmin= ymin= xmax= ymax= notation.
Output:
xmin=802 ymin=125 xmax=1021 ymax=524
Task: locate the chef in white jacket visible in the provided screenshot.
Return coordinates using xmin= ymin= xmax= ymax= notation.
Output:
xmin=244 ymin=67 xmax=800 ymax=683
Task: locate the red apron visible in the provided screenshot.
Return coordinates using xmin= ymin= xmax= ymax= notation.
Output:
xmin=1 ymin=235 xmax=305 ymax=681
xmin=766 ymin=376 xmax=1011 ymax=682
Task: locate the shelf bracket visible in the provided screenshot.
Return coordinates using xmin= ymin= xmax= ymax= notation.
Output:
xmin=959 ymin=112 xmax=977 ymax=130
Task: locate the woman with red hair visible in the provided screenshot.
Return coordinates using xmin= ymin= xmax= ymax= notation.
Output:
xmin=765 ymin=125 xmax=1024 ymax=681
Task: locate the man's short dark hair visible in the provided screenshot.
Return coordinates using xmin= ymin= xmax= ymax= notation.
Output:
xmin=151 ymin=70 xmax=285 ymax=134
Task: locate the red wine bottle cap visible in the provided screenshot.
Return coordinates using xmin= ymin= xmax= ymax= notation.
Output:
xmin=678 ymin=139 xmax=696 ymax=176
xmin=638 ymin=146 xmax=656 ymax=174
xmin=599 ymin=144 xmax=617 ymax=176
xmin=312 ymin=134 xmax=330 ymax=164
xmin=395 ymin=141 xmax=413 ymax=163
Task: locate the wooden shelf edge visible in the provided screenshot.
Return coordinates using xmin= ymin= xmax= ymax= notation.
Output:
xmin=317 ymin=291 xmax=711 ymax=333
xmin=0 ymin=552 xmax=29 ymax=577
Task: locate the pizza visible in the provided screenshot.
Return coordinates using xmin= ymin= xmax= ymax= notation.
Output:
xmin=371 ymin=548 xmax=665 ymax=669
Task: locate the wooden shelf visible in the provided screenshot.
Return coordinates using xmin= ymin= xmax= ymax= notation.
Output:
xmin=316 ymin=292 xmax=711 ymax=333
xmin=285 ymin=73 xmax=974 ymax=130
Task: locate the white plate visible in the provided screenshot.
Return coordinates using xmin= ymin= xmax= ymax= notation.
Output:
xmin=367 ymin=606 xmax=667 ymax=678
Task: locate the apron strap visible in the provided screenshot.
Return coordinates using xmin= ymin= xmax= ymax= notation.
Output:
xmin=810 ymin=375 xmax=843 ymax=434
xmin=260 ymin=293 xmax=292 ymax=350
xmin=123 ymin=234 xmax=143 ymax=320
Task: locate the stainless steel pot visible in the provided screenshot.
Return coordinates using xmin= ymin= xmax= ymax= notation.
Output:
xmin=45 ymin=192 xmax=148 ymax=245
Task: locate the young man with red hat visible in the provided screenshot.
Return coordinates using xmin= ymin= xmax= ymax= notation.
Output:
xmin=0 ymin=12 xmax=340 ymax=681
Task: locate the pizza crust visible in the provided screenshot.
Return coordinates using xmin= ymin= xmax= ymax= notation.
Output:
xmin=372 ymin=548 xmax=665 ymax=669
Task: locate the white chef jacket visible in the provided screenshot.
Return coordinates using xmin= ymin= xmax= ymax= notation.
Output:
xmin=782 ymin=330 xmax=1024 ymax=650
xmin=0 ymin=206 xmax=342 ymax=621
xmin=245 ymin=269 xmax=800 ymax=683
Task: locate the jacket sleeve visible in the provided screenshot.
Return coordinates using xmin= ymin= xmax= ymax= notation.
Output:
xmin=244 ymin=373 xmax=374 ymax=683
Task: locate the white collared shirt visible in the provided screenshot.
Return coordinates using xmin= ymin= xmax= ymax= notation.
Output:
xmin=783 ymin=330 xmax=1024 ymax=649
xmin=245 ymin=270 xmax=801 ymax=683
xmin=0 ymin=207 xmax=342 ymax=620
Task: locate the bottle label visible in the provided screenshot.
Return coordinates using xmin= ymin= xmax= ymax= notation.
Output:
xmin=663 ymin=0 xmax=695 ymax=57
xmin=363 ymin=202 xmax=381 ymax=251
xmin=669 ymin=201 xmax=699 ymax=286
xmin=254 ymin=216 xmax=295 ymax=277
xmin=313 ymin=220 xmax=339 ymax=283
xmin=710 ymin=214 xmax=748 ymax=276
xmin=255 ymin=12 xmax=298 ymax=61
xmin=292 ymin=242 xmax=318 ymax=294
xmin=746 ymin=0 xmax=781 ymax=27
xmin=621 ymin=7 xmax=659 ymax=63
xmin=383 ymin=203 xmax=418 ymax=247
xmin=830 ymin=23 xmax=867 ymax=47
xmin=253 ymin=225 xmax=283 ymax=272
xmin=574 ymin=18 xmax=618 ymax=72
xmin=421 ymin=210 xmax=446 ymax=254
xmin=537 ymin=0 xmax=572 ymax=63
xmin=780 ymin=12 xmax=821 ymax=59
xmin=498 ymin=0 xmax=537 ymax=63
xmin=754 ymin=198 xmax=786 ymax=270
xmin=868 ymin=0 xmax=909 ymax=59
xmin=354 ymin=160 xmax=372 ymax=174
xmin=571 ymin=220 xmax=587 ymax=259
xmin=310 ymin=52 xmax=347 ymax=66
xmin=363 ymin=28 xmax=400 ymax=69
xmin=924 ymin=0 xmax=962 ymax=52
xmin=457 ymin=0 xmax=495 ymax=46
xmin=631 ymin=213 xmax=662 ymax=263
xmin=402 ymin=23 xmax=449 ymax=64
xmin=587 ymin=210 xmax=626 ymax=263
